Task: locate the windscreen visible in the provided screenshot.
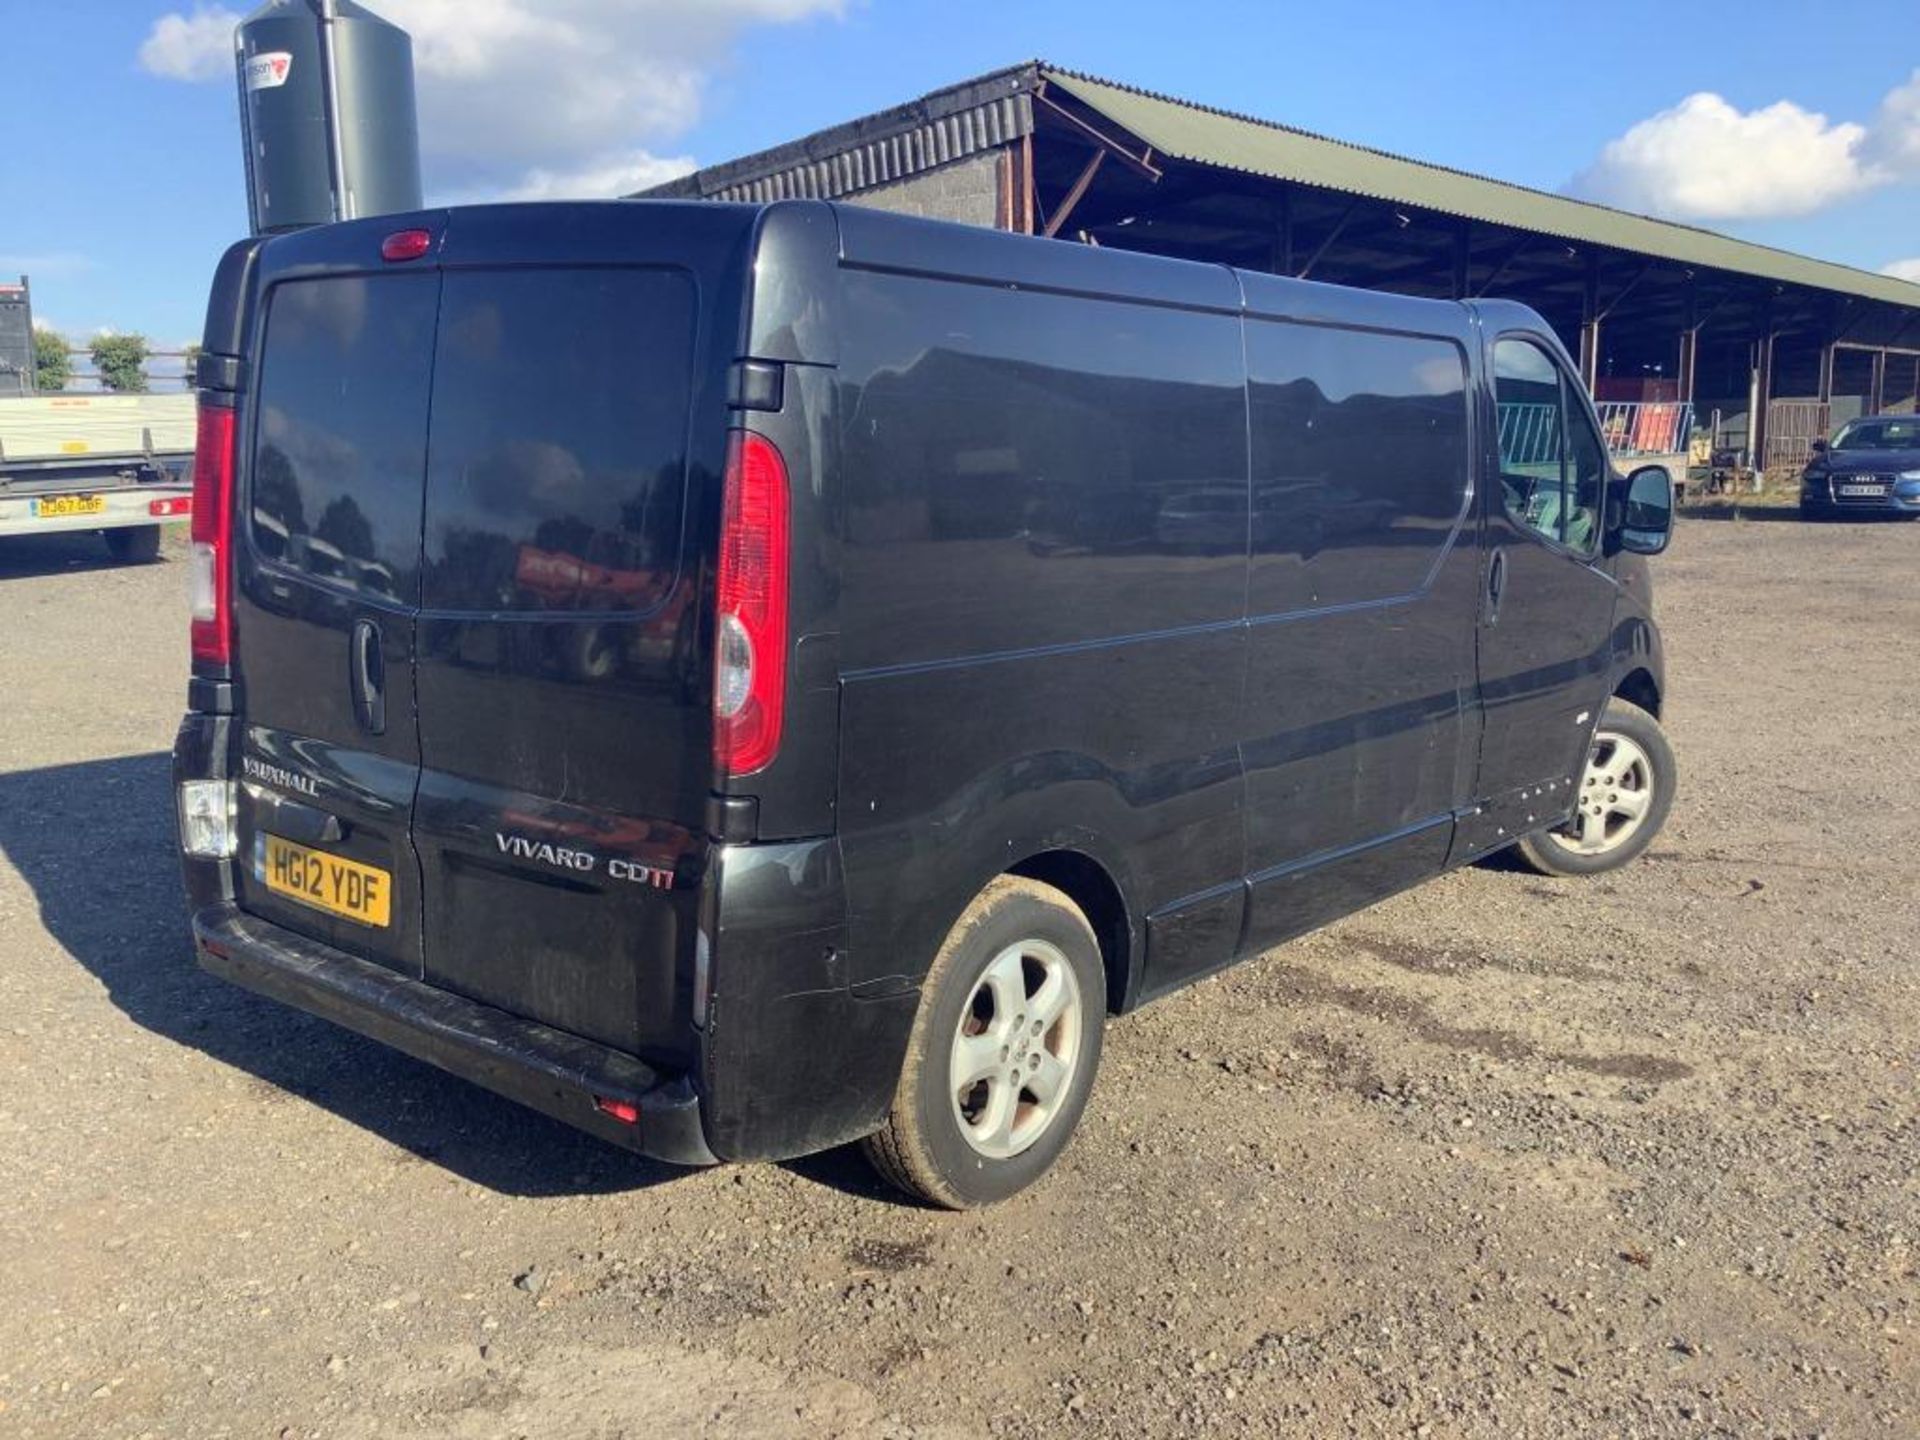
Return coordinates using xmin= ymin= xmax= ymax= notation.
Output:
xmin=1833 ymin=418 xmax=1919 ymax=451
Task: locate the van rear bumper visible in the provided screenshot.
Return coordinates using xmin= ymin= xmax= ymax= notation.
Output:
xmin=189 ymin=903 xmax=718 ymax=1167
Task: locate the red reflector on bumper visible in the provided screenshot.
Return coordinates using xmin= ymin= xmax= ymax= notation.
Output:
xmin=593 ymin=1096 xmax=641 ymax=1125
xmin=149 ymin=496 xmax=192 ymax=517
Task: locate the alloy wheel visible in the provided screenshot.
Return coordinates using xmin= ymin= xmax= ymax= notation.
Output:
xmin=948 ymin=940 xmax=1085 ymax=1160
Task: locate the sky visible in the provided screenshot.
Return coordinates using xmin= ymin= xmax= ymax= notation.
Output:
xmin=3 ymin=0 xmax=1919 ymax=349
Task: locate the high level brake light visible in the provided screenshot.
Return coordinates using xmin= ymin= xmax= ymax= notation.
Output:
xmin=381 ymin=228 xmax=432 ymax=263
xmin=713 ymin=431 xmax=790 ymax=777
xmin=189 ymin=401 xmax=237 ymax=666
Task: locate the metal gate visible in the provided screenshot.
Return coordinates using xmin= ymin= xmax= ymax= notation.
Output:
xmin=1765 ymin=400 xmax=1830 ymax=472
xmin=1500 ymin=399 xmax=1694 ymax=462
xmin=1594 ymin=401 xmax=1693 ymax=457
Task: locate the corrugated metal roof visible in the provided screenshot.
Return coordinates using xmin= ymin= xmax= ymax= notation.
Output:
xmin=674 ymin=92 xmax=1028 ymax=204
xmin=1044 ymin=68 xmax=1920 ymax=310
xmin=639 ymin=65 xmax=1036 ymax=204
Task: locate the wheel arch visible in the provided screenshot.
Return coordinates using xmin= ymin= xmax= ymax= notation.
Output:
xmin=1612 ymin=666 xmax=1662 ymax=719
xmin=1007 ymin=848 xmax=1134 ymax=1015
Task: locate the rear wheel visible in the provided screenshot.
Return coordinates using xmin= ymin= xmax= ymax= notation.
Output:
xmin=862 ymin=876 xmax=1105 ymax=1208
xmin=1516 ymin=698 xmax=1675 ymax=876
xmin=105 ymin=525 xmax=162 ymax=563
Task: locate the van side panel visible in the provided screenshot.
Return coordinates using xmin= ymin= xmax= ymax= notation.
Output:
xmin=1233 ymin=279 xmax=1484 ymax=956
xmin=829 ymin=220 xmax=1249 ymax=1004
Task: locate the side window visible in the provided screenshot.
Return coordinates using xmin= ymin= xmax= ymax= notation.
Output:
xmin=836 ymin=270 xmax=1247 ymax=666
xmin=1562 ymin=393 xmax=1608 ymax=555
xmin=1494 ymin=338 xmax=1602 ymax=554
xmin=1247 ymin=320 xmax=1471 ymax=613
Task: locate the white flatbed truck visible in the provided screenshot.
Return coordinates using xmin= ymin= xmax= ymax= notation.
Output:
xmin=0 ymin=392 xmax=195 ymax=562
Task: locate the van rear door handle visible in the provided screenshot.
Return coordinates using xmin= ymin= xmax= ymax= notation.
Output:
xmin=350 ymin=618 xmax=386 ymax=735
xmin=1486 ymin=547 xmax=1508 ymax=625
xmin=245 ymin=786 xmax=344 ymax=844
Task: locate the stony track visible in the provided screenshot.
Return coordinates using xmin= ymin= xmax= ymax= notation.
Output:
xmin=1 ymin=515 xmax=1914 ymax=1439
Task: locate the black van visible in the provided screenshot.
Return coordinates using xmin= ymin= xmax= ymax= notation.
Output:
xmin=173 ymin=201 xmax=1676 ymax=1207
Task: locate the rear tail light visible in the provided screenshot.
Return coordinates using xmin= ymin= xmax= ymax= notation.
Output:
xmin=189 ymin=401 xmax=237 ymax=667
xmin=149 ymin=495 xmax=191 ymax=518
xmin=178 ymin=780 xmax=237 ymax=858
xmin=713 ymin=431 xmax=790 ymax=777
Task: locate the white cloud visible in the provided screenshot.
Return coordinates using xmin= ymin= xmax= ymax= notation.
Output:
xmin=1863 ymin=68 xmax=1920 ymax=174
xmin=138 ymin=0 xmax=848 ymax=200
xmin=496 ymin=150 xmax=697 ymax=202
xmin=137 ymin=5 xmax=240 ymax=83
xmin=1568 ymin=93 xmax=1874 ymax=220
xmin=1569 ymin=69 xmax=1920 ymax=222
xmin=1884 ymin=258 xmax=1920 ymax=284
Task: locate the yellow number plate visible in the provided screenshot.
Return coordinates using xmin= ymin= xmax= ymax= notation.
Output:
xmin=256 ymin=833 xmax=392 ymax=927
xmin=33 ymin=494 xmax=106 ymax=518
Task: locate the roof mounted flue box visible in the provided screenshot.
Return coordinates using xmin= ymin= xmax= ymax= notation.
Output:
xmin=236 ymin=0 xmax=422 ymax=234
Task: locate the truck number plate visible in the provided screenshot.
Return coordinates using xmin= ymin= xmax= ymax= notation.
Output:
xmin=255 ymin=833 xmax=392 ymax=927
xmin=30 ymin=494 xmax=106 ymax=518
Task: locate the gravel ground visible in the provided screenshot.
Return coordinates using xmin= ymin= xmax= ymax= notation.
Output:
xmin=0 ymin=517 xmax=1914 ymax=1439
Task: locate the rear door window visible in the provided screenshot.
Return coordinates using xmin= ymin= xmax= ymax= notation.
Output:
xmin=249 ymin=274 xmax=438 ymax=602
xmin=421 ymin=269 xmax=697 ymax=614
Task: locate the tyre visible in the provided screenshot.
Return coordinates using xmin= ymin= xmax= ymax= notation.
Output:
xmin=105 ymin=525 xmax=162 ymax=563
xmin=1515 ymin=697 xmax=1675 ymax=877
xmin=862 ymin=875 xmax=1106 ymax=1208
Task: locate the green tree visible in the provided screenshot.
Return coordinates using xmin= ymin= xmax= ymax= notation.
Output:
xmin=90 ymin=332 xmax=151 ymax=393
xmin=32 ymin=327 xmax=72 ymax=393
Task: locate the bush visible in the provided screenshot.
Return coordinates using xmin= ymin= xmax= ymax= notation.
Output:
xmin=89 ymin=333 xmax=151 ymax=393
xmin=33 ymin=327 xmax=72 ymax=393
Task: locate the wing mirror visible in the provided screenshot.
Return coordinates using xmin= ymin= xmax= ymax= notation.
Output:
xmin=1616 ymin=464 xmax=1675 ymax=556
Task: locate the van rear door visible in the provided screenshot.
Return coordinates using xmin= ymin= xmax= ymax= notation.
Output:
xmin=408 ymin=209 xmax=735 ymax=1064
xmin=230 ymin=263 xmax=438 ymax=978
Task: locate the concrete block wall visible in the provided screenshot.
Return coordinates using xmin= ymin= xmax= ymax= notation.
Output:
xmin=841 ymin=150 xmax=1004 ymax=229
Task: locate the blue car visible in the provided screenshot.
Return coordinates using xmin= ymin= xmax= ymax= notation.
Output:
xmin=1801 ymin=415 xmax=1920 ymax=519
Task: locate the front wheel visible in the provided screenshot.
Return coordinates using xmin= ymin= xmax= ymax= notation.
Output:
xmin=1515 ymin=698 xmax=1675 ymax=877
xmin=862 ymin=876 xmax=1106 ymax=1208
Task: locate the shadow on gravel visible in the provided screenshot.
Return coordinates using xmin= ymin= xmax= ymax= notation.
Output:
xmin=0 ymin=750 xmax=705 ymax=1200
xmin=0 ymin=532 xmax=162 ymax=577
xmin=1677 ymin=503 xmax=1803 ymax=524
